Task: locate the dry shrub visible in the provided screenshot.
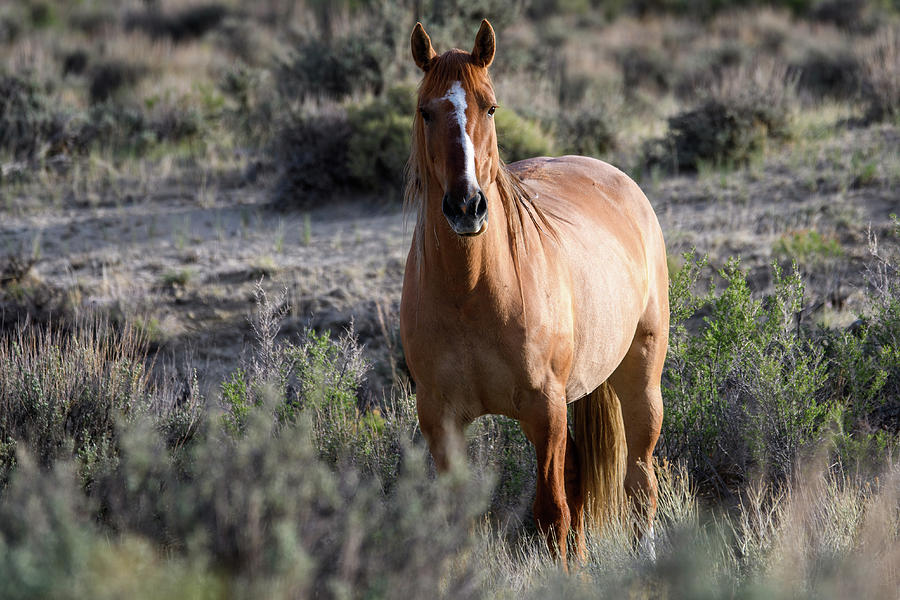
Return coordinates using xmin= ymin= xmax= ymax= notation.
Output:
xmin=61 ymin=49 xmax=89 ymax=76
xmin=123 ymin=4 xmax=228 ymax=43
xmin=278 ymin=37 xmax=386 ymax=101
xmin=710 ymin=59 xmax=797 ymax=121
xmin=88 ymin=60 xmax=145 ymax=104
xmin=555 ymin=106 xmax=617 ymax=158
xmin=0 ymin=255 xmax=35 ymax=288
xmin=0 ymin=268 xmax=70 ymax=331
xmin=475 ymin=459 xmax=899 ymax=599
xmin=0 ymin=318 xmax=151 ymax=487
xmin=67 ymin=6 xmax=115 ymax=35
xmin=861 ymin=26 xmax=900 ymax=123
xmin=792 ymin=41 xmax=861 ymax=99
xmin=0 ymin=74 xmax=70 ymax=161
xmin=763 ymin=463 xmax=900 ymax=598
xmin=616 ymin=45 xmax=673 ymax=95
xmin=271 ymin=103 xmax=352 ymax=208
xmin=272 ymin=87 xmax=414 ymax=208
xmin=645 ymin=60 xmax=796 ymax=172
xmin=809 ymin=0 xmax=880 ymax=33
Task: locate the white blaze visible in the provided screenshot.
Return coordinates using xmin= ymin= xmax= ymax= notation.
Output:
xmin=442 ymin=81 xmax=478 ymax=189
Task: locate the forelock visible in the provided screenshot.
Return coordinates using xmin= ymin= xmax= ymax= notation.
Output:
xmin=418 ymin=49 xmax=494 ymax=106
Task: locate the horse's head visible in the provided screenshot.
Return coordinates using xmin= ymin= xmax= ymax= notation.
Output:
xmin=410 ymin=20 xmax=499 ymax=237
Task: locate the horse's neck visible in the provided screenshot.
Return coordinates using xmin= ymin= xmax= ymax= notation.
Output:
xmin=419 ymin=183 xmax=515 ymax=295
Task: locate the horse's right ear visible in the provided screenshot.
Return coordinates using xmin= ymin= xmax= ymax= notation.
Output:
xmin=411 ymin=22 xmax=437 ymax=72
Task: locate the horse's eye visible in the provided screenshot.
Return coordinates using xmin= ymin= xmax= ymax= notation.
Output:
xmin=487 ymin=106 xmax=496 ymax=117
xmin=419 ymin=108 xmax=431 ymax=123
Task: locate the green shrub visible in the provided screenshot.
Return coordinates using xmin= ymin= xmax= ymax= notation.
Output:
xmin=0 ymin=285 xmax=485 ymax=595
xmin=826 ymin=218 xmax=900 ymax=461
xmin=27 ymin=2 xmax=56 ymax=29
xmin=216 ymin=284 xmax=415 ymax=484
xmin=644 ymin=100 xmax=769 ymax=172
xmin=662 ymin=256 xmax=832 ymax=489
xmin=0 ymin=249 xmax=898 ymax=597
xmin=346 ymin=87 xmax=415 ymax=191
xmin=0 ymin=456 xmax=97 ymax=600
xmin=773 ymin=230 xmax=844 ymax=266
xmin=219 ymin=64 xmax=278 ymax=146
xmin=495 ymin=106 xmax=556 ymax=163
xmin=3 ymin=405 xmax=485 ymax=597
xmin=0 ymin=68 xmax=202 ymax=165
xmin=75 ymin=102 xmax=144 ymax=154
xmin=278 ymin=328 xmax=372 ymax=465
xmin=221 ymin=369 xmax=251 ymax=435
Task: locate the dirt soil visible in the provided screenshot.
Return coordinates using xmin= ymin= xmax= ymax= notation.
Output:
xmin=2 ymin=125 xmax=897 ymax=394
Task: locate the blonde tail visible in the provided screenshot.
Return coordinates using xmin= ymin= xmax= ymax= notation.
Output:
xmin=573 ymin=381 xmax=626 ymax=531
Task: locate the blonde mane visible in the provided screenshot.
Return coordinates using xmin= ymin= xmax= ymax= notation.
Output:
xmin=402 ymin=50 xmax=554 ymax=265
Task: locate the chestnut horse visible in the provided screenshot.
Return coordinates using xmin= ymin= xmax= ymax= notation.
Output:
xmin=399 ymin=20 xmax=668 ymax=568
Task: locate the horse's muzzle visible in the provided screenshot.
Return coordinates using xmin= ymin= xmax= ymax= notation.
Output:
xmin=442 ymin=190 xmax=487 ymax=236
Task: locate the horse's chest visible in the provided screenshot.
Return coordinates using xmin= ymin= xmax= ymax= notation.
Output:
xmin=404 ymin=301 xmax=562 ymax=416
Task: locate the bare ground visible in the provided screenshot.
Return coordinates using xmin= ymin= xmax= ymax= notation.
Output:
xmin=2 ymin=123 xmax=898 ymax=394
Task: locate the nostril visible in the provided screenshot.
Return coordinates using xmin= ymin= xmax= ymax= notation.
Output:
xmin=474 ymin=191 xmax=487 ymax=217
xmin=442 ymin=193 xmax=453 ymax=217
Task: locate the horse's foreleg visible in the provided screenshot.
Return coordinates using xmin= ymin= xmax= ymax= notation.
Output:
xmin=521 ymin=391 xmax=571 ymax=570
xmin=416 ymin=392 xmax=466 ymax=473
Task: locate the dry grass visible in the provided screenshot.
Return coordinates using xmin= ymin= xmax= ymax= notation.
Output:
xmin=861 ymin=26 xmax=900 ymax=122
xmin=470 ymin=459 xmax=900 ymax=599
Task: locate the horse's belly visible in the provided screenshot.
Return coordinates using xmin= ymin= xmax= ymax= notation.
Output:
xmin=563 ymin=270 xmax=646 ymax=401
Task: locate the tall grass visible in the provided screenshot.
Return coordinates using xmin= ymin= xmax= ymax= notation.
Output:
xmin=1 ymin=239 xmax=898 ymax=597
xmin=0 ymin=319 xmax=150 ymax=487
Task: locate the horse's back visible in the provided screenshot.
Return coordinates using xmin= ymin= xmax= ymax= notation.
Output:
xmin=509 ymin=156 xmax=661 ymax=239
xmin=509 ymin=155 xmax=668 ymax=398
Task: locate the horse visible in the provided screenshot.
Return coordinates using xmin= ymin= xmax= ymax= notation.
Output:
xmin=399 ymin=19 xmax=668 ymax=569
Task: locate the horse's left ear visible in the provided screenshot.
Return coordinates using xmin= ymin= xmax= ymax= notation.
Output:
xmin=471 ymin=19 xmax=495 ymax=68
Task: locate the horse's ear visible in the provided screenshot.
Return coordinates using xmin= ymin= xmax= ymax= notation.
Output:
xmin=411 ymin=22 xmax=437 ymax=72
xmin=471 ymin=19 xmax=495 ymax=68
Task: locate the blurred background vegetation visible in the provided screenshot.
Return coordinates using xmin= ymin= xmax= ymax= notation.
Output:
xmin=1 ymin=0 xmax=899 ymax=598
xmin=1 ymin=0 xmax=898 ymax=194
